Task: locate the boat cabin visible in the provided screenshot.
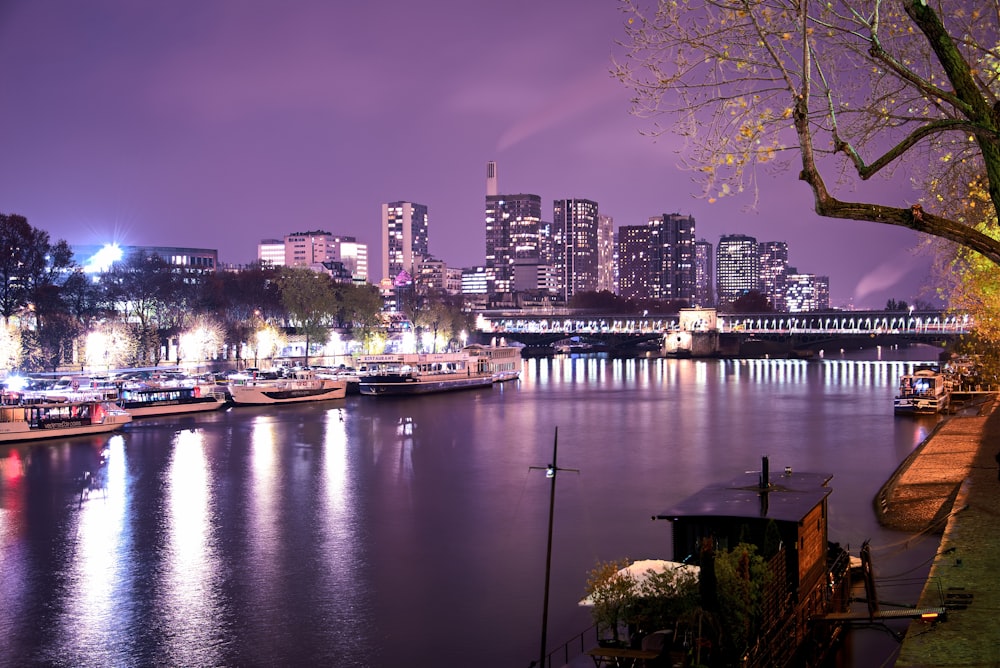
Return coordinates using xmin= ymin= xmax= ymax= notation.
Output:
xmin=654 ymin=457 xmax=849 ymax=665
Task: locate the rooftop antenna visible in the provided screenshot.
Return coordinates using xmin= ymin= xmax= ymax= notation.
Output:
xmin=528 ymin=427 xmax=578 ymax=668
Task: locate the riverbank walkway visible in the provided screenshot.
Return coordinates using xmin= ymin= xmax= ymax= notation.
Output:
xmin=879 ymin=398 xmax=1000 ymax=666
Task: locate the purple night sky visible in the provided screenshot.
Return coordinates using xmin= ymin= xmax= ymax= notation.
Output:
xmin=0 ymin=1 xmax=938 ymax=308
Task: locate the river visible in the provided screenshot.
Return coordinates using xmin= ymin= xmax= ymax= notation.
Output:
xmin=0 ymin=346 xmax=947 ymax=667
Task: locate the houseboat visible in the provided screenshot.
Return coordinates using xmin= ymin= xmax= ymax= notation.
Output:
xmin=463 ymin=343 xmax=522 ymax=382
xmin=0 ymin=396 xmax=132 ymax=443
xmin=228 ymin=370 xmax=347 ymax=405
xmin=356 ymin=351 xmax=495 ymax=396
xmin=116 ymin=383 xmax=227 ymax=417
xmin=894 ymin=367 xmax=951 ymax=415
xmin=638 ymin=457 xmax=853 ymax=667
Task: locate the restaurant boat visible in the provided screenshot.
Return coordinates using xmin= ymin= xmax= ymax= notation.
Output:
xmin=0 ymin=397 xmax=132 ymax=443
xmin=356 ymin=351 xmax=495 ymax=396
xmin=462 ymin=343 xmax=522 ymax=382
xmin=116 ymin=383 xmax=227 ymax=417
xmin=893 ymin=367 xmax=951 ymax=415
xmin=228 ymin=370 xmax=347 ymax=405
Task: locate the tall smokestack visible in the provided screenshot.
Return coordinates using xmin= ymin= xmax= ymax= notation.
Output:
xmin=486 ymin=160 xmax=498 ymax=197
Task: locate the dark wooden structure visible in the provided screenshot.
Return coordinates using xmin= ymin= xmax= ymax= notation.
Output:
xmin=654 ymin=457 xmax=852 ymax=666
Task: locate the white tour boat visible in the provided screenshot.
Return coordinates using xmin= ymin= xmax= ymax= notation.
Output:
xmin=116 ymin=383 xmax=227 ymax=417
xmin=463 ymin=343 xmax=523 ymax=382
xmin=356 ymin=351 xmax=495 ymax=396
xmin=894 ymin=367 xmax=952 ymax=415
xmin=0 ymin=396 xmax=132 ymax=443
xmin=228 ymin=370 xmax=347 ymax=405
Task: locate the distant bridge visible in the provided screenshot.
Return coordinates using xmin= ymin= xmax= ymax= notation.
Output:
xmin=476 ymin=309 xmax=971 ymax=352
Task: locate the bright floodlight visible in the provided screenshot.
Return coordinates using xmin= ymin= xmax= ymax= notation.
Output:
xmin=84 ymin=243 xmax=124 ymax=273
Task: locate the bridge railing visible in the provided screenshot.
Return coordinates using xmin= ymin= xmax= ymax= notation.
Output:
xmin=477 ymin=310 xmax=971 ymax=336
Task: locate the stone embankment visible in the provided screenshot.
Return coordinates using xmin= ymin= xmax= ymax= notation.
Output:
xmin=876 ymin=397 xmax=1000 ymax=666
xmin=875 ymin=401 xmax=994 ymax=534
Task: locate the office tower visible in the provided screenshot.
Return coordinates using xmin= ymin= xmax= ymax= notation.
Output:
xmin=759 ymin=241 xmax=789 ymax=311
xmin=382 ymin=202 xmax=429 ymax=283
xmin=785 ymin=272 xmax=830 ymax=312
xmin=649 ymin=213 xmax=696 ymax=304
xmin=597 ymin=215 xmax=615 ymax=293
xmin=614 ymin=213 xmax=696 ymax=302
xmin=716 ymin=233 xmax=760 ymax=306
xmin=485 ymin=192 xmax=542 ymax=294
xmin=617 ymin=224 xmax=652 ymax=299
xmin=553 ymin=198 xmax=599 ymax=301
xmin=694 ymin=239 xmax=714 ymax=307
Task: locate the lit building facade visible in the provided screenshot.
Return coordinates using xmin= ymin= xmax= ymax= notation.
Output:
xmin=614 ymin=213 xmax=696 ymax=303
xmin=485 ymin=192 xmax=542 ymax=294
xmin=553 ymin=198 xmax=599 ymax=301
xmin=785 ymin=272 xmax=830 ymax=312
xmin=758 ymin=241 xmax=789 ymax=312
xmin=716 ymin=233 xmax=760 ymax=307
xmin=617 ymin=224 xmax=652 ymax=299
xmin=694 ymin=239 xmax=714 ymax=307
xmin=382 ymin=201 xmax=429 ymax=283
xmin=597 ymin=214 xmax=616 ymax=293
xmin=282 ymin=231 xmax=368 ymax=281
xmin=653 ymin=213 xmax=696 ymax=304
xmin=257 ymin=239 xmax=285 ymax=267
xmin=75 ymin=244 xmax=218 ymax=275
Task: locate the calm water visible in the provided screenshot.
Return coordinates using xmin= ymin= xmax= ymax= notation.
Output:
xmin=0 ymin=348 xmax=947 ymax=667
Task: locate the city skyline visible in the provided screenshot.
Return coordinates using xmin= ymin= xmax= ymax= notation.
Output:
xmin=0 ymin=1 xmax=937 ymax=309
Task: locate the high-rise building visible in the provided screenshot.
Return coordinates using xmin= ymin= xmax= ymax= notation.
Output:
xmin=716 ymin=233 xmax=760 ymax=306
xmin=617 ymin=224 xmax=652 ymax=299
xmin=694 ymin=239 xmax=714 ymax=307
xmin=614 ymin=213 xmax=696 ymax=302
xmin=485 ymin=191 xmax=542 ymax=295
xmin=758 ymin=241 xmax=789 ymax=311
xmin=553 ymin=198 xmax=599 ymax=301
xmin=785 ymin=272 xmax=830 ymax=312
xmin=597 ymin=215 xmax=615 ymax=293
xmin=650 ymin=213 xmax=696 ymax=304
xmin=382 ymin=202 xmax=429 ymax=283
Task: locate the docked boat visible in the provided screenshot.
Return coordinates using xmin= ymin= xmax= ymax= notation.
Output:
xmin=116 ymin=383 xmax=227 ymax=417
xmin=640 ymin=457 xmax=854 ymax=667
xmin=463 ymin=343 xmax=522 ymax=382
xmin=228 ymin=370 xmax=347 ymax=405
xmin=0 ymin=396 xmax=132 ymax=443
xmin=356 ymin=351 xmax=495 ymax=396
xmin=894 ymin=367 xmax=951 ymax=415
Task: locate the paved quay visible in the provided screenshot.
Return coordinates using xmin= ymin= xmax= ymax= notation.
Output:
xmin=882 ymin=398 xmax=1000 ymax=666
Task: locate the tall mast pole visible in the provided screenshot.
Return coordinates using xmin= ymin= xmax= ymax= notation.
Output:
xmin=530 ymin=427 xmax=577 ymax=668
xmin=539 ymin=427 xmax=558 ymax=668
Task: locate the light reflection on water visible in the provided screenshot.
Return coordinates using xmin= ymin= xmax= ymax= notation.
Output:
xmin=0 ymin=353 xmax=948 ymax=668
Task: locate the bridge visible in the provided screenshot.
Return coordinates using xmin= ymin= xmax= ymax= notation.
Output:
xmin=475 ymin=309 xmax=972 ymax=354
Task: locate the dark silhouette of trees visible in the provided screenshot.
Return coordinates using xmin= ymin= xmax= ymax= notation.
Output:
xmin=0 ymin=213 xmax=74 ymax=323
xmin=102 ymin=251 xmax=180 ymax=366
xmin=276 ymin=267 xmax=339 ymax=366
xmin=729 ymin=291 xmax=774 ymax=314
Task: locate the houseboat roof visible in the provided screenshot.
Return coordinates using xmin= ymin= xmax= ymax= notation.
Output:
xmin=655 ymin=469 xmax=833 ymax=524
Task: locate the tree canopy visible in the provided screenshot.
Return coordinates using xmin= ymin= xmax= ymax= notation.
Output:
xmin=615 ymin=0 xmax=1000 ymax=265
